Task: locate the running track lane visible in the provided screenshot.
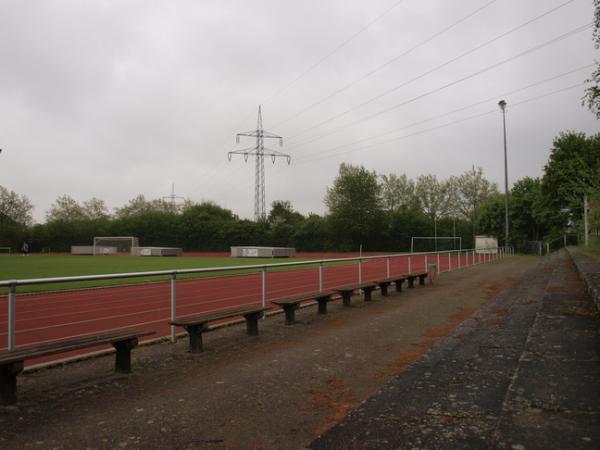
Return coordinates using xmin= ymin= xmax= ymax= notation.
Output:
xmin=0 ymin=253 xmax=485 ymax=365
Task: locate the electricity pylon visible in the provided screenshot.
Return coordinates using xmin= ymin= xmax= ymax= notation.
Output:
xmin=162 ymin=183 xmax=184 ymax=208
xmin=228 ymin=105 xmax=290 ymax=221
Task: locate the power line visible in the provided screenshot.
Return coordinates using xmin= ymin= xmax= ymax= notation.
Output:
xmin=272 ymin=0 xmax=499 ymax=128
xmin=285 ymin=21 xmax=593 ymax=151
xmin=288 ymin=82 xmax=586 ymax=166
xmin=261 ymin=0 xmax=410 ymax=106
xmin=223 ymin=81 xmax=586 ymax=213
xmin=192 ymin=0 xmax=411 ymax=197
xmin=291 ymin=63 xmax=594 ymax=163
xmin=285 ymin=0 xmax=581 ymax=142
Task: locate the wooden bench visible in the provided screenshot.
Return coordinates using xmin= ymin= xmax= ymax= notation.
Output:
xmin=271 ymin=291 xmax=334 ymax=325
xmin=332 ymin=282 xmax=378 ymax=306
xmin=170 ymin=305 xmax=266 ymax=353
xmin=406 ymin=272 xmax=428 ymax=288
xmin=0 ymin=328 xmax=154 ymax=405
xmin=374 ymin=276 xmax=407 ymax=296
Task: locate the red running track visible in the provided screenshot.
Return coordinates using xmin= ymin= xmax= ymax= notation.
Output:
xmin=0 ymin=252 xmax=489 ymax=365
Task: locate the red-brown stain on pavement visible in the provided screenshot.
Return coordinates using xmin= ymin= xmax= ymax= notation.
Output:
xmin=304 ymin=378 xmax=358 ymax=436
xmin=423 ymin=306 xmax=479 ymax=338
xmin=386 ymin=305 xmax=480 ymax=377
xmin=388 ymin=339 xmax=436 ymax=375
xmin=326 ymin=319 xmax=348 ymax=326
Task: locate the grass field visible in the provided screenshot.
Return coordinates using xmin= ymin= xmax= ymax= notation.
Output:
xmin=0 ymin=254 xmax=322 ymax=294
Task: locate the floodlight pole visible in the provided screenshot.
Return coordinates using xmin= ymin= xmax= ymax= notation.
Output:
xmin=498 ymin=100 xmax=509 ymax=247
xmin=584 ymin=193 xmax=589 ymax=247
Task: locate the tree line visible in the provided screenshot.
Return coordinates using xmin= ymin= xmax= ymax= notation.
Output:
xmin=1 ymin=131 xmax=598 ymax=253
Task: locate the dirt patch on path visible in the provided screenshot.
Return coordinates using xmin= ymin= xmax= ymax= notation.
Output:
xmin=0 ymin=256 xmax=539 ymax=449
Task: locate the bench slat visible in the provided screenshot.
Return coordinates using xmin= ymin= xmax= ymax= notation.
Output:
xmin=271 ymin=291 xmax=333 ymax=306
xmin=375 ymin=276 xmax=406 ymax=283
xmin=0 ymin=330 xmax=154 ymax=365
xmin=332 ymin=282 xmax=377 ymax=292
xmin=171 ymin=305 xmax=266 ymax=327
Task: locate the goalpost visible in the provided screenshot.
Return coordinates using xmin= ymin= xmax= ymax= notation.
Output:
xmin=0 ymin=247 xmax=11 ymax=255
xmin=411 ymin=236 xmax=462 ymax=253
xmin=93 ymin=237 xmax=139 ymax=256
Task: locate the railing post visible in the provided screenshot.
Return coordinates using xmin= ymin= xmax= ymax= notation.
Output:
xmin=386 ymin=257 xmax=390 ymax=278
xmin=262 ymin=266 xmax=267 ymax=310
xmin=458 ymin=251 xmax=461 ymax=269
xmin=408 ymin=255 xmax=412 ymax=274
xmin=424 ymin=254 xmax=428 ymax=272
xmin=437 ymin=252 xmax=440 ymax=273
xmin=358 ymin=259 xmax=362 ymax=284
xmin=448 ymin=252 xmax=452 ymax=271
xmin=8 ymin=284 xmax=16 ymax=351
xmin=170 ymin=273 xmax=177 ymax=343
xmin=319 ymin=262 xmax=323 ymax=292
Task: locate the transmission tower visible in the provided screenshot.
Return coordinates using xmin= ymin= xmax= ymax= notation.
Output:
xmin=228 ymin=105 xmax=290 ymax=221
xmin=162 ymin=183 xmax=185 ymax=207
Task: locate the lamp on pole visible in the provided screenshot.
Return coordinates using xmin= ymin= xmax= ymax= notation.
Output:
xmin=498 ymin=100 xmax=509 ymax=247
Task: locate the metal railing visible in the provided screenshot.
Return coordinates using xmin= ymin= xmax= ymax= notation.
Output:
xmin=0 ymin=246 xmax=513 ymax=351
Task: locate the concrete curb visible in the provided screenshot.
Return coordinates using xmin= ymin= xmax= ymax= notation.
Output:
xmin=566 ymin=247 xmax=600 ymax=311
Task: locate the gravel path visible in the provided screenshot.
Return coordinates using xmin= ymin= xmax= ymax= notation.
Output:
xmin=0 ymin=256 xmax=538 ymax=449
xmin=310 ymin=251 xmax=600 ymax=450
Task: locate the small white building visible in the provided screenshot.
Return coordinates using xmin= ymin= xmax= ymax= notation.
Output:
xmin=230 ymin=246 xmax=296 ymax=258
xmin=475 ymin=235 xmax=498 ymax=254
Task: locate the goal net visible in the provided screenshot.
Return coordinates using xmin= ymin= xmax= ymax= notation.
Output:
xmin=411 ymin=236 xmax=462 ymax=253
xmin=93 ymin=237 xmax=139 ymax=256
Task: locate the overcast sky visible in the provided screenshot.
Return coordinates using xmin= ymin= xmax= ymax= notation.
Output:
xmin=1 ymin=0 xmax=598 ymax=223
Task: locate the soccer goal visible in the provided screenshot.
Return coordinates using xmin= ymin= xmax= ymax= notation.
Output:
xmin=411 ymin=236 xmax=462 ymax=253
xmin=93 ymin=237 xmax=139 ymax=256
xmin=0 ymin=247 xmax=11 ymax=255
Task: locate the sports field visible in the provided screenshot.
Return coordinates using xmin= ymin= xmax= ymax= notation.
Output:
xmin=0 ymin=254 xmax=322 ymax=294
xmin=0 ymin=251 xmax=497 ymax=365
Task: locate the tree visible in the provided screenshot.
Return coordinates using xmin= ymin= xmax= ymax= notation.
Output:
xmin=293 ymin=213 xmax=332 ymax=251
xmin=387 ymin=209 xmax=430 ymax=251
xmin=583 ymin=0 xmax=600 ymax=117
xmin=588 ymin=188 xmax=600 ymax=238
xmin=324 ymin=163 xmax=384 ymax=250
xmin=541 ymin=132 xmax=600 ymax=234
xmin=46 ymin=195 xmax=86 ymax=222
xmin=414 ymin=174 xmax=453 ymax=237
xmin=454 ymin=166 xmax=498 ymax=236
xmin=268 ymin=200 xmax=304 ymax=225
xmin=0 ymin=185 xmax=33 ymax=226
xmin=509 ymin=177 xmax=546 ymax=247
xmin=0 ymin=186 xmax=33 ymax=249
xmin=82 ymin=198 xmax=111 ymax=221
xmin=380 ymin=173 xmax=418 ymax=212
xmin=476 ymin=193 xmax=505 ymax=240
xmin=178 ymin=202 xmax=238 ymax=250
xmin=114 ymin=195 xmax=178 ymax=218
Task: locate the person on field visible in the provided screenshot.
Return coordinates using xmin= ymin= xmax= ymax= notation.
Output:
xmin=21 ymin=241 xmax=29 ymax=256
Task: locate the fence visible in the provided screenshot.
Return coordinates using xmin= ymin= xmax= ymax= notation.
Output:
xmin=0 ymin=247 xmax=513 ymax=353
